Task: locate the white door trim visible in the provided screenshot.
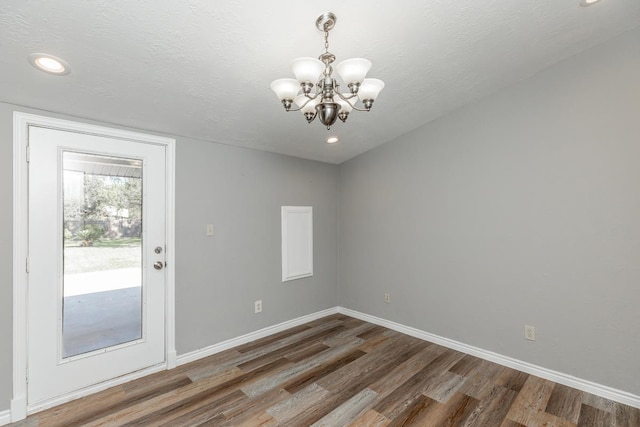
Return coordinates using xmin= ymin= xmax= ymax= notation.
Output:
xmin=11 ymin=112 xmax=176 ymax=422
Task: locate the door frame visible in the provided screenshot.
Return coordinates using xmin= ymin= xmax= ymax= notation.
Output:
xmin=11 ymin=112 xmax=177 ymax=421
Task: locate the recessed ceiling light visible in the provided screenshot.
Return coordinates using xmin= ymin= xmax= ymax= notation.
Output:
xmin=580 ymin=0 xmax=601 ymax=6
xmin=28 ymin=53 xmax=71 ymax=75
xmin=326 ymin=136 xmax=339 ymax=144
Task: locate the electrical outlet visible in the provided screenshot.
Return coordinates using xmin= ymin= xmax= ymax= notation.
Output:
xmin=384 ymin=293 xmax=391 ymax=303
xmin=524 ymin=325 xmax=536 ymax=341
xmin=254 ymin=300 xmax=262 ymax=314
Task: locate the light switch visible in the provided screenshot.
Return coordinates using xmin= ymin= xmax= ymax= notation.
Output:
xmin=206 ymin=224 xmax=214 ymax=236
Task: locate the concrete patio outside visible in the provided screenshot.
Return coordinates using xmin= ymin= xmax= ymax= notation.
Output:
xmin=62 ymin=268 xmax=142 ymax=358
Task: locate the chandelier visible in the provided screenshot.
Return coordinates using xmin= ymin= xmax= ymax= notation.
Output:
xmin=270 ymin=12 xmax=385 ymax=130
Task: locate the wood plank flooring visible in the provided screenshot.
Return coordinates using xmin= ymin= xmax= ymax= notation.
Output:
xmin=10 ymin=314 xmax=640 ymax=426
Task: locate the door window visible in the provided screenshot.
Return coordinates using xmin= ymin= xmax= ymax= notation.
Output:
xmin=62 ymin=152 xmax=143 ymax=358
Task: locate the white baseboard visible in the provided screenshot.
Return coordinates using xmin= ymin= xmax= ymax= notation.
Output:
xmin=337 ymin=307 xmax=640 ymax=410
xmin=176 ymin=307 xmax=339 ymax=366
xmin=167 ymin=349 xmax=178 ymax=369
xmin=9 ymin=395 xmax=26 ymax=423
xmin=0 ymin=409 xmax=11 ymax=426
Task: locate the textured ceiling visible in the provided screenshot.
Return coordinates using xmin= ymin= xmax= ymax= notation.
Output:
xmin=1 ymin=1 xmax=639 ymax=164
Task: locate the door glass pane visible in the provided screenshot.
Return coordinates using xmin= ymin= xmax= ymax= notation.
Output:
xmin=62 ymin=151 xmax=143 ymax=358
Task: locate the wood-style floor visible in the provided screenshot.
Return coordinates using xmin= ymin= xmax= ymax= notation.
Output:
xmin=11 ymin=314 xmax=640 ymax=426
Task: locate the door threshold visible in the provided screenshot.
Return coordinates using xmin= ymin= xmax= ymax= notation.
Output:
xmin=27 ymin=362 xmax=167 ymax=415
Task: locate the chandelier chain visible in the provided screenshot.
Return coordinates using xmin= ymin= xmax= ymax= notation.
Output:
xmin=324 ymin=30 xmax=330 ymax=53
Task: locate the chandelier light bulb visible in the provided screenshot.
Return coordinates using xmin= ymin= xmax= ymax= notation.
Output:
xmin=295 ymin=95 xmax=319 ymax=122
xmin=335 ymin=95 xmax=354 ymax=123
xmin=358 ymin=78 xmax=385 ymax=103
xmin=270 ymin=78 xmax=300 ymax=103
xmin=335 ymin=95 xmax=354 ymax=113
xmin=336 ymin=58 xmax=372 ymax=86
xmin=291 ymin=57 xmax=325 ymax=85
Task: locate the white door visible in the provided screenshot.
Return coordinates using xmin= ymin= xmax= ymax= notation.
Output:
xmin=27 ymin=125 xmax=167 ymax=406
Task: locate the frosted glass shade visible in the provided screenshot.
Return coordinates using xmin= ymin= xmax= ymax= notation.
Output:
xmin=358 ymin=78 xmax=385 ymax=101
xmin=295 ymin=95 xmax=319 ymax=114
xmin=291 ymin=57 xmax=324 ymax=84
xmin=271 ymin=78 xmax=300 ymax=101
xmin=336 ymin=58 xmax=372 ymax=85
xmin=335 ymin=95 xmax=355 ymax=113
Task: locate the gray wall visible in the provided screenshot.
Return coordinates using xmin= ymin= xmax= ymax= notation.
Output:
xmin=339 ymin=26 xmax=640 ymax=395
xmin=0 ymin=102 xmax=339 ymax=412
xmin=175 ymin=137 xmax=339 ymax=352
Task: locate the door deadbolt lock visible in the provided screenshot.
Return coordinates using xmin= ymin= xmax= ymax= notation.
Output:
xmin=153 ymin=261 xmax=164 ymax=270
xmin=155 ymin=246 xmax=163 ymax=254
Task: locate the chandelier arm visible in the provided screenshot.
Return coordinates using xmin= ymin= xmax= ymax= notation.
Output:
xmin=335 ymin=92 xmax=358 ymax=103
xmin=284 ymin=106 xmax=305 ymax=112
xmin=284 ymin=101 xmax=314 ymax=112
xmin=305 ymin=91 xmax=321 ymax=101
xmin=284 ymin=91 xmax=322 ymax=112
xmin=333 ymin=92 xmax=370 ymax=111
xmin=348 ymin=104 xmax=373 ymax=112
xmin=294 ymin=94 xmax=319 ymax=111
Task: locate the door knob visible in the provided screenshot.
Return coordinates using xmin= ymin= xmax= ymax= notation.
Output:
xmin=153 ymin=261 xmax=164 ymax=270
